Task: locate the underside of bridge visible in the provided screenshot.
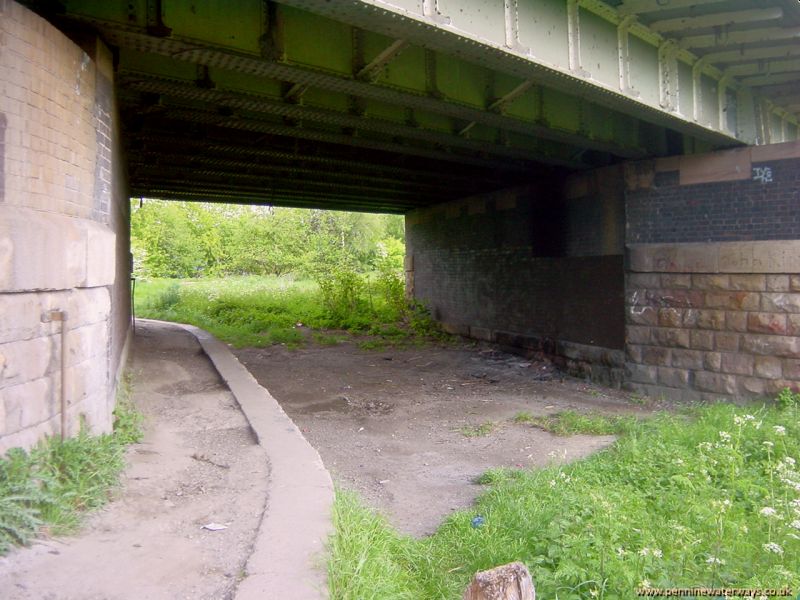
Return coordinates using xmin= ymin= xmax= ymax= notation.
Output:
xmin=23 ymin=0 xmax=800 ymax=212
xmin=3 ymin=0 xmax=800 ymax=452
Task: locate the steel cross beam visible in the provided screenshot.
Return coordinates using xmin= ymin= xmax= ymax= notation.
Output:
xmin=277 ymin=0 xmax=798 ymax=144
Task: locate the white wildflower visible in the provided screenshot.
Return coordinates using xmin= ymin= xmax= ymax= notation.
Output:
xmin=774 ymin=425 xmax=786 ymax=436
xmin=706 ymin=556 xmax=725 ymax=565
xmin=760 ymin=507 xmax=778 ymax=517
xmin=652 ymin=548 xmax=662 ymax=558
xmin=639 ymin=579 xmax=651 ymax=589
xmin=616 ymin=547 xmax=625 ymax=556
xmin=719 ymin=431 xmax=732 ymax=442
xmin=763 ymin=542 xmax=783 ymax=555
xmin=764 ymin=441 xmax=774 ymax=449
xmin=697 ymin=442 xmax=713 ymax=451
xmin=791 ymin=520 xmax=800 ymax=530
xmin=734 ymin=415 xmax=744 ymax=426
xmin=638 ymin=548 xmax=649 ymax=557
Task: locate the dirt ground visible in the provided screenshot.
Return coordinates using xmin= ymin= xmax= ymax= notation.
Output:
xmin=236 ymin=336 xmax=649 ymax=537
xmin=0 ymin=321 xmax=269 ymax=600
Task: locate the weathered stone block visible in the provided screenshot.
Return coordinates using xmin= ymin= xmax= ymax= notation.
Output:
xmin=626 ymin=326 xmax=651 ymax=344
xmin=765 ymin=379 xmax=800 ymax=395
xmin=782 ymin=359 xmax=800 ymax=380
xmin=690 ymin=330 xmax=715 ymax=350
xmin=721 ymin=353 xmax=754 ymax=376
xmin=725 ymin=311 xmax=748 ymax=332
xmin=0 ymin=336 xmax=55 ymax=388
xmin=766 ymin=275 xmax=790 ymax=292
xmin=754 ymin=356 xmax=782 ymax=379
xmin=626 ymin=363 xmax=657 ymax=384
xmin=692 ymin=274 xmax=730 ymax=290
xmin=658 ymin=367 xmax=689 ymax=388
xmin=791 ymin=275 xmax=800 ymax=292
xmin=0 ymin=207 xmax=86 ymax=292
xmin=682 ymin=309 xmax=699 ymax=328
xmin=3 ymin=377 xmax=56 ymax=434
xmin=740 ymin=335 xmax=800 ymax=358
xmin=651 ymin=328 xmax=690 ymax=349
xmin=64 ymin=321 xmax=108 ymax=367
xmin=704 ymin=352 xmax=722 ymax=372
xmin=626 ymin=345 xmax=643 ymax=363
xmin=658 ymin=308 xmax=683 ymax=328
xmin=80 ymin=222 xmax=116 ymax=288
xmin=694 ymin=372 xmax=737 ymax=395
xmin=705 ymin=292 xmax=760 ymax=311
xmin=660 ymin=274 xmax=691 ymax=289
xmin=627 ymin=306 xmax=658 ymax=326
xmin=627 ymin=273 xmax=660 ymax=288
xmin=715 ymin=332 xmax=740 ymax=352
xmin=695 ymin=310 xmax=726 ymax=330
xmin=671 ymin=349 xmax=704 ymax=370
xmin=659 ymin=290 xmax=705 ymax=309
xmin=761 ymin=293 xmax=800 ymax=314
xmin=740 ymin=377 xmax=767 ymax=395
xmin=641 ymin=346 xmax=671 ymax=366
xmin=788 ymin=315 xmax=800 ymax=336
xmin=729 ymin=274 xmax=765 ymax=291
xmin=747 ymin=312 xmax=787 ymax=335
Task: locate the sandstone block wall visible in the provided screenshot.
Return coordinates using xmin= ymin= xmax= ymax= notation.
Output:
xmin=0 ymin=1 xmax=131 ymax=453
xmin=624 ymin=144 xmax=800 ymax=401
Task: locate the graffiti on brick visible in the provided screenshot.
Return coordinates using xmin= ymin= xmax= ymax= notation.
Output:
xmin=752 ymin=166 xmax=773 ymax=184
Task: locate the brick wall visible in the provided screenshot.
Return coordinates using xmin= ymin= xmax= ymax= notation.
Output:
xmin=624 ymin=143 xmax=800 ymax=401
xmin=628 ymin=150 xmax=800 ymax=244
xmin=406 ymin=170 xmax=625 ymax=385
xmin=0 ymin=1 xmax=131 ymax=453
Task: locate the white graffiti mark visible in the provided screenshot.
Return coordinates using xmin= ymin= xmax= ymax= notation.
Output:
xmin=629 ymin=290 xmax=648 ymax=316
xmin=752 ymin=166 xmax=773 ymax=184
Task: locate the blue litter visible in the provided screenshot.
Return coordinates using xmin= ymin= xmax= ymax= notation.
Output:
xmin=471 ymin=515 xmax=485 ymax=528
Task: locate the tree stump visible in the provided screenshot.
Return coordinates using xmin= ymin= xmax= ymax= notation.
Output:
xmin=462 ymin=562 xmax=536 ymax=600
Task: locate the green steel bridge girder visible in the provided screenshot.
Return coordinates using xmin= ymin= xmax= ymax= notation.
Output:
xmin=32 ymin=0 xmax=800 ymax=211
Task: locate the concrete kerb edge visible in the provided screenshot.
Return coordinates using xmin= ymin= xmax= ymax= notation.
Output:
xmin=164 ymin=321 xmax=333 ymax=600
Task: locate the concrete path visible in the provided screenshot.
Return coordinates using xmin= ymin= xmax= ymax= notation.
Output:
xmin=178 ymin=323 xmax=334 ymax=600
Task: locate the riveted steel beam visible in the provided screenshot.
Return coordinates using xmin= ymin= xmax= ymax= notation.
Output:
xmin=57 ymin=13 xmax=650 ymax=159
xmin=651 ymin=8 xmax=784 ymax=34
xmin=118 ymin=73 xmax=578 ymax=166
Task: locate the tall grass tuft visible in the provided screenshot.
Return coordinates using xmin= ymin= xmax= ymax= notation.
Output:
xmin=0 ymin=375 xmax=143 ymax=554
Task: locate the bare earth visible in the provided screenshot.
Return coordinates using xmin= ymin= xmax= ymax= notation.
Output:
xmin=0 ymin=321 xmax=269 ymax=600
xmin=236 ymin=336 xmax=648 ymax=537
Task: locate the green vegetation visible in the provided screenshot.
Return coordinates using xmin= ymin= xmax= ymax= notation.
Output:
xmin=329 ymin=394 xmax=800 ymax=599
xmin=131 ymin=200 xmax=445 ymax=348
xmin=0 ymin=376 xmax=142 ymax=554
xmin=518 ymin=409 xmax=638 ymax=436
xmin=459 ymin=422 xmax=497 ymax=438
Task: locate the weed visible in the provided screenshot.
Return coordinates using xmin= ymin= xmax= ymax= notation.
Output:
xmin=512 ymin=411 xmax=535 ymax=424
xmin=0 ymin=376 xmax=143 ymax=554
xmin=474 ymin=467 xmax=524 ymax=486
xmin=526 ymin=409 xmax=637 ymax=436
xmin=459 ymin=422 xmax=497 ymax=437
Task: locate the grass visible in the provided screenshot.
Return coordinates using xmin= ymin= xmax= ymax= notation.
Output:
xmin=134 ymin=275 xmax=444 ymax=349
xmin=516 ymin=409 xmax=638 ymax=436
xmin=0 ymin=374 xmax=143 ymax=554
xmin=328 ymin=393 xmax=800 ymax=599
xmin=459 ymin=422 xmax=497 ymax=438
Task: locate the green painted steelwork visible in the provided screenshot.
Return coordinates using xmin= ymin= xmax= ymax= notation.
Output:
xmin=23 ymin=0 xmax=800 ymax=212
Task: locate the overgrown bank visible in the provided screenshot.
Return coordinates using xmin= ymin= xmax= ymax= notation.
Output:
xmin=0 ymin=379 xmax=142 ymax=554
xmin=328 ymin=393 xmax=800 ymax=599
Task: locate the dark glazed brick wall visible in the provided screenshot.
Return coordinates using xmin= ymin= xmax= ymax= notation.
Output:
xmin=406 ymin=181 xmax=625 ymax=351
xmin=627 ymin=157 xmax=800 ymax=244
